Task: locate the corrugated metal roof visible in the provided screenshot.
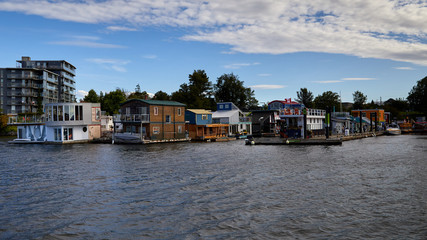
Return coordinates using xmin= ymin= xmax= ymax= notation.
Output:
xmin=186 ymin=109 xmax=212 ymax=114
xmin=121 ymin=99 xmax=186 ymax=106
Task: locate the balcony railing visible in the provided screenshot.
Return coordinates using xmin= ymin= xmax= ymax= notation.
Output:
xmin=239 ymin=117 xmax=251 ymax=122
xmin=8 ymin=114 xmax=45 ymax=124
xmin=114 ymin=114 xmax=150 ymax=123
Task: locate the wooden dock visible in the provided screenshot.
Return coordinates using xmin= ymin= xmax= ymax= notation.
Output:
xmin=249 ymin=137 xmax=342 ymax=145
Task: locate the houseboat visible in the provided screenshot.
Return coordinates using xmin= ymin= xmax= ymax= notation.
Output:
xmin=185 ymin=109 xmax=229 ymax=141
xmin=113 ymin=99 xmax=187 ymax=144
xmin=10 ymin=102 xmax=101 ymax=143
xmin=212 ymin=102 xmax=252 ymax=137
xmin=268 ymin=99 xmax=325 ymax=138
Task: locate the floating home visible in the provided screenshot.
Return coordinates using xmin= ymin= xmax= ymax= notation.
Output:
xmin=269 ymin=99 xmax=325 ymax=138
xmin=212 ymin=102 xmax=252 ymax=136
xmin=113 ymin=99 xmax=187 ymax=143
xmin=10 ymin=102 xmax=101 ymax=143
xmin=185 ymin=109 xmax=229 ymax=141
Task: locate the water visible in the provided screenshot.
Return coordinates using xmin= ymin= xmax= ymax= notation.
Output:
xmin=0 ymin=135 xmax=426 ymax=239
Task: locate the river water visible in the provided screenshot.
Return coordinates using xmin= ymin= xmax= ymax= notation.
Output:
xmin=0 ymin=135 xmax=426 ymax=239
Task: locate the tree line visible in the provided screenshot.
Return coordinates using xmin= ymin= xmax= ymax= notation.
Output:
xmin=83 ymin=71 xmax=426 ymax=120
xmin=83 ymin=70 xmax=258 ymax=115
xmin=295 ymin=76 xmax=427 ymax=120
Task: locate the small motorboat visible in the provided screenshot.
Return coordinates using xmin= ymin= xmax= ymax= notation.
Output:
xmin=386 ymin=123 xmax=401 ymax=135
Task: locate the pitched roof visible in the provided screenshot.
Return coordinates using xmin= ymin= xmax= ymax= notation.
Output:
xmin=186 ymin=109 xmax=212 ymax=114
xmin=121 ymin=99 xmax=186 ymax=106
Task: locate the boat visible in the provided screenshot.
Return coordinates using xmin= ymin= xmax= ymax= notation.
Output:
xmin=386 ymin=123 xmax=401 ymax=135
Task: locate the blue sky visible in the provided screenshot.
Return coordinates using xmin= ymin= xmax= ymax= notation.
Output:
xmin=0 ymin=0 xmax=426 ymax=105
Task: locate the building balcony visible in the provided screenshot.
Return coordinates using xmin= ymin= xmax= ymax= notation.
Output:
xmin=114 ymin=114 xmax=150 ymax=123
xmin=8 ymin=114 xmax=45 ymax=125
xmin=239 ymin=117 xmax=252 ymax=122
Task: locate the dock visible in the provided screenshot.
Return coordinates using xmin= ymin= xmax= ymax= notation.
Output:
xmin=248 ymin=137 xmax=342 ymax=145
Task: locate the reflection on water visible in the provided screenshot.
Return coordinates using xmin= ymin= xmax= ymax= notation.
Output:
xmin=1 ymin=135 xmax=426 ymax=239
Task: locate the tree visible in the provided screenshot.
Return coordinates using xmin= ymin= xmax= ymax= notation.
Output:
xmin=383 ymin=98 xmax=409 ymax=120
xmin=171 ymin=69 xmax=215 ymax=109
xmin=296 ymin=88 xmax=314 ymax=108
xmin=153 ymin=91 xmax=170 ymax=100
xmin=352 ymin=90 xmax=367 ymax=110
xmin=407 ymin=76 xmax=427 ymax=115
xmin=101 ymin=88 xmax=127 ymax=115
xmin=214 ymin=73 xmax=258 ymax=110
xmin=128 ymin=84 xmax=149 ymax=100
xmin=83 ymin=89 xmax=100 ymax=103
xmin=313 ymin=91 xmax=340 ymax=110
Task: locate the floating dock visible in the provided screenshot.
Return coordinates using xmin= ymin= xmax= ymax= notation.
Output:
xmin=247 ymin=137 xmax=342 ymax=145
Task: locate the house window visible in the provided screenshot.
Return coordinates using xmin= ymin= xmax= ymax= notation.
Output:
xmin=178 ymin=125 xmax=182 ymax=133
xmin=177 ymin=108 xmax=181 ymax=116
xmin=219 ymin=104 xmax=223 ymax=109
xmin=202 ymin=114 xmax=207 ymax=120
xmin=166 ymin=115 xmax=171 ymax=123
xmin=153 ymin=127 xmax=160 ymax=134
xmin=54 ymin=128 xmax=62 ymax=141
xmin=154 ymin=107 xmax=159 ymax=115
xmin=126 ymin=107 xmax=130 ymax=115
xmin=63 ymin=127 xmax=73 ymax=141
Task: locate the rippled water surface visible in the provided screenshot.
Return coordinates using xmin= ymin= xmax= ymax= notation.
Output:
xmin=1 ymin=135 xmax=426 ymax=239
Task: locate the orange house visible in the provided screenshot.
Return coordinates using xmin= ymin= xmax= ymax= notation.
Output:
xmin=351 ymin=109 xmax=385 ymax=123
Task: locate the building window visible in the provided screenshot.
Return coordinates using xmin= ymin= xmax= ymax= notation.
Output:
xmin=154 ymin=107 xmax=159 ymax=115
xmin=58 ymin=106 xmax=63 ymax=121
xmin=54 ymin=128 xmax=62 ymax=141
xmin=53 ymin=106 xmax=58 ymax=121
xmin=219 ymin=104 xmax=223 ymax=109
xmin=70 ymin=105 xmax=74 ymax=120
xmin=178 ymin=125 xmax=182 ymax=133
xmin=63 ymin=127 xmax=73 ymax=141
xmin=166 ymin=115 xmax=171 ymax=123
xmin=153 ymin=127 xmax=160 ymax=134
xmin=64 ymin=105 xmax=69 ymax=121
xmin=177 ymin=108 xmax=181 ymax=116
xmin=202 ymin=114 xmax=207 ymax=120
xmin=126 ymin=107 xmax=130 ymax=115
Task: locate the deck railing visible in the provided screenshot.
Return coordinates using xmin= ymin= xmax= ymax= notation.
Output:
xmin=114 ymin=114 xmax=150 ymax=123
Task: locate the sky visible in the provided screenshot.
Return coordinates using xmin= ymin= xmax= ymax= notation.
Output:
xmin=0 ymin=0 xmax=426 ymax=105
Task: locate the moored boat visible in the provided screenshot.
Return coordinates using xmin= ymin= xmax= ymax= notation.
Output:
xmin=386 ymin=123 xmax=401 ymax=135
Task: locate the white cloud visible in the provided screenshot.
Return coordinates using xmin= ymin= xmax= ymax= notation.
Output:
xmin=224 ymin=62 xmax=260 ymax=69
xmin=313 ymin=80 xmax=344 ymax=84
xmin=342 ymin=78 xmax=376 ymax=81
xmin=143 ymin=54 xmax=158 ymax=59
xmin=49 ymin=35 xmax=125 ymax=48
xmin=106 ymin=26 xmax=137 ymax=32
xmin=394 ymin=67 xmax=415 ymax=70
xmin=257 ymin=73 xmax=272 ymax=77
xmin=250 ymin=84 xmax=286 ymax=89
xmin=76 ymin=90 xmax=88 ymax=100
xmin=86 ymin=58 xmax=130 ymax=72
xmin=1 ymin=0 xmax=427 ymax=65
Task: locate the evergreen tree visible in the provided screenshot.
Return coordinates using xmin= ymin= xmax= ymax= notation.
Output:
xmin=313 ymin=91 xmax=340 ymax=110
xmin=101 ymin=88 xmax=127 ymax=115
xmin=83 ymin=89 xmax=100 ymax=103
xmin=171 ymin=70 xmax=215 ymax=109
xmin=407 ymin=76 xmax=427 ymax=115
xmin=128 ymin=84 xmax=149 ymax=100
xmin=352 ymin=90 xmax=367 ymax=109
xmin=214 ymin=73 xmax=258 ymax=110
xmin=296 ymin=88 xmax=314 ymax=108
xmin=153 ymin=91 xmax=170 ymax=100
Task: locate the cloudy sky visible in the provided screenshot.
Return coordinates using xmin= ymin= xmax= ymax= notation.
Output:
xmin=0 ymin=0 xmax=426 ymax=104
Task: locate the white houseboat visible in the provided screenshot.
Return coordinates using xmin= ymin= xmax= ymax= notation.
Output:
xmin=10 ymin=102 xmax=101 ymax=143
